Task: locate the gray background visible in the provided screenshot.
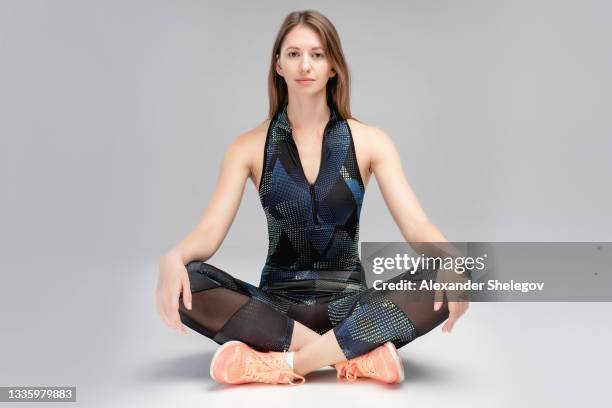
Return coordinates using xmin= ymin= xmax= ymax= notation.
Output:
xmin=1 ymin=0 xmax=610 ymax=407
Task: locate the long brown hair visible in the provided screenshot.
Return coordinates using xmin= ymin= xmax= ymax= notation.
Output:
xmin=267 ymin=10 xmax=357 ymax=121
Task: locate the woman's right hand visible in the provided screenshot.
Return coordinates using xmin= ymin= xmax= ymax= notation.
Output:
xmin=156 ymin=251 xmax=193 ymax=335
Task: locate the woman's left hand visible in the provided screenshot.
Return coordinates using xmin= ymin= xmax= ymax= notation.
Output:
xmin=434 ymin=299 xmax=469 ymax=333
xmin=433 ymin=266 xmax=470 ymax=333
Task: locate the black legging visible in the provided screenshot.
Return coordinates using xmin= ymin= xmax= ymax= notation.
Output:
xmin=178 ymin=261 xmax=451 ymax=359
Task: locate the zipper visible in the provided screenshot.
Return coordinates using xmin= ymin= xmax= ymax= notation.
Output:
xmin=309 ymin=183 xmax=319 ymax=269
xmin=286 ymin=108 xmax=334 ymax=226
xmin=309 ymin=119 xmax=333 ymax=227
xmin=289 ymin=110 xmax=332 ymax=190
xmin=310 ymin=184 xmax=318 ymax=225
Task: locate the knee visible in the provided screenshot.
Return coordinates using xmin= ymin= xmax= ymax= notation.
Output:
xmin=184 ymin=260 xmax=220 ymax=279
xmin=185 ymin=260 xmax=213 ymax=271
xmin=184 ymin=261 xmax=223 ymax=292
xmin=184 ymin=261 xmax=238 ymax=293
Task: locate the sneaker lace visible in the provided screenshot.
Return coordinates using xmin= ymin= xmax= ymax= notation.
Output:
xmin=342 ymin=355 xmax=376 ymax=382
xmin=342 ymin=361 xmax=358 ymax=382
xmin=243 ymin=352 xmax=305 ymax=385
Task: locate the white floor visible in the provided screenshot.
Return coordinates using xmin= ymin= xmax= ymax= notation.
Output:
xmin=1 ymin=253 xmax=610 ymax=407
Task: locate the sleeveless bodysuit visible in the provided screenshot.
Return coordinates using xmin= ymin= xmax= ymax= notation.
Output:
xmin=258 ymin=103 xmax=367 ymax=303
xmin=179 ymin=102 xmax=448 ymax=358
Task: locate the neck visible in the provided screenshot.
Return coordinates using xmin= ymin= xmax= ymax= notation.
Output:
xmin=285 ymin=94 xmax=331 ymax=131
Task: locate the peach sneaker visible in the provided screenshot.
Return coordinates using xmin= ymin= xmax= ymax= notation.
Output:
xmin=335 ymin=342 xmax=404 ymax=383
xmin=210 ymin=341 xmax=305 ymax=385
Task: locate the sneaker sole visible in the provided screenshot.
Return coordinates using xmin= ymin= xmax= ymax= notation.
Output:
xmin=209 ymin=340 xmax=245 ymax=383
xmin=384 ymin=342 xmax=405 ymax=383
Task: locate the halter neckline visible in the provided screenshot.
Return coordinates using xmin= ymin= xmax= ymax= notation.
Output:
xmin=275 ymin=103 xmax=339 ymax=133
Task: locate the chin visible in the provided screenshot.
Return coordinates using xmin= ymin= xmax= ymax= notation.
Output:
xmin=289 ymin=85 xmax=326 ymax=94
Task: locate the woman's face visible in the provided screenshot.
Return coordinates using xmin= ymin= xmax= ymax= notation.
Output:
xmin=276 ymin=25 xmax=336 ymax=96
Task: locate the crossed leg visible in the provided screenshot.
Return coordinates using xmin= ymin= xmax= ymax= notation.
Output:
xmin=178 ymin=261 xmax=450 ymax=378
xmin=178 ymin=261 xmax=297 ymax=352
xmin=291 ymin=272 xmax=451 ymax=376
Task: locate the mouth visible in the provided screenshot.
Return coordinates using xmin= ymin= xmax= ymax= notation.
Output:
xmin=296 ymin=78 xmax=315 ymax=82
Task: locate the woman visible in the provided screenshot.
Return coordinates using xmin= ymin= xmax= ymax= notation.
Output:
xmin=156 ymin=9 xmax=468 ymax=386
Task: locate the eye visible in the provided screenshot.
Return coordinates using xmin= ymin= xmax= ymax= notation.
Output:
xmin=313 ymin=52 xmax=324 ymax=58
xmin=288 ymin=51 xmax=299 ymax=57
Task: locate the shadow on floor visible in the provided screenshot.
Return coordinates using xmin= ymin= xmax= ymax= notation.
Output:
xmin=140 ymin=351 xmax=452 ymax=386
xmin=140 ymin=351 xmax=215 ymax=382
xmin=402 ymin=356 xmax=453 ymax=383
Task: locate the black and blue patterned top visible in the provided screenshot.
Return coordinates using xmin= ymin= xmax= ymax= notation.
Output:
xmin=258 ymin=103 xmax=367 ymax=301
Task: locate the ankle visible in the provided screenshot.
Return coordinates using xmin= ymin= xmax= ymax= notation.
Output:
xmin=283 ymin=351 xmax=295 ymax=370
xmin=292 ymin=351 xmax=307 ymax=376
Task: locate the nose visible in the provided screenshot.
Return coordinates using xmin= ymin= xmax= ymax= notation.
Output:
xmin=300 ymin=55 xmax=312 ymax=72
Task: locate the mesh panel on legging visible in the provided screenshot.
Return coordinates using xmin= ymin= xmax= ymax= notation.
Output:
xmin=332 ymin=268 xmax=451 ymax=359
xmin=177 ymin=261 xmax=295 ymax=352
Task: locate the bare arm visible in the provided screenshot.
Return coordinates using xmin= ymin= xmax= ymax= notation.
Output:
xmin=166 ymin=133 xmax=253 ymax=264
xmin=156 ymin=133 xmax=254 ymax=336
xmin=370 ymin=127 xmax=469 ymax=331
xmin=369 ymin=127 xmax=448 ymax=243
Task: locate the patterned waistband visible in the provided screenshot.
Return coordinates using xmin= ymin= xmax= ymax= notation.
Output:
xmin=260 ymin=264 xmax=363 ymax=281
xmin=259 ymin=266 xmax=366 ymax=298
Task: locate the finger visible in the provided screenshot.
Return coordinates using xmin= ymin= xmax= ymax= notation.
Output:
xmin=443 ymin=320 xmax=455 ymax=333
xmin=453 ymin=302 xmax=467 ymax=318
xmin=158 ymin=297 xmax=173 ymax=327
xmin=172 ymin=310 xmax=186 ymax=335
xmin=171 ymin=297 xmax=188 ymax=335
xmin=181 ymin=276 xmax=193 ymax=310
xmin=162 ymin=303 xmax=176 ymax=328
xmin=443 ymin=317 xmax=455 ymax=333
xmin=156 ymin=293 xmax=168 ymax=321
xmin=433 ymin=289 xmax=444 ymax=311
xmin=162 ymin=311 xmax=176 ymax=331
xmin=443 ymin=306 xmax=458 ymax=332
xmin=448 ymin=304 xmax=468 ymax=332
xmin=170 ymin=293 xmax=186 ymax=335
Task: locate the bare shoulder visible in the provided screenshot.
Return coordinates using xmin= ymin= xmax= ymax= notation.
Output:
xmin=346 ymin=118 xmax=382 ymax=185
xmin=232 ymin=119 xmax=269 ymax=146
xmin=229 ymin=119 xmax=271 ymax=185
xmin=347 ymin=118 xmax=395 ymax=165
xmin=226 ymin=119 xmax=270 ymax=159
